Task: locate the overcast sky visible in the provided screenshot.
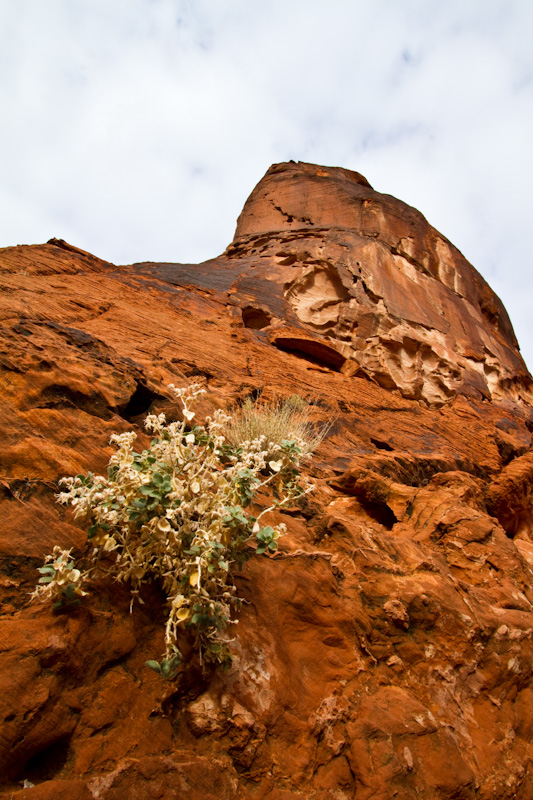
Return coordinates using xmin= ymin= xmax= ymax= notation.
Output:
xmin=2 ymin=1 xmax=532 ymax=369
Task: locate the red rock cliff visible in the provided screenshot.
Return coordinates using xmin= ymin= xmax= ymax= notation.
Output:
xmin=1 ymin=162 xmax=533 ymax=799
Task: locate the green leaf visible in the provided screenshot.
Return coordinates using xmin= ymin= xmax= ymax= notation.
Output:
xmin=221 ymin=655 xmax=233 ymax=672
xmin=223 ymin=506 xmax=249 ymax=528
xmin=256 ymin=543 xmax=267 ymax=555
xmin=149 ymin=653 xmax=182 ymax=680
xmin=281 ymin=439 xmax=301 ymax=455
xmin=139 ymin=485 xmax=160 ymax=497
xmin=39 ymin=575 xmax=54 ymax=584
xmin=132 ymin=497 xmax=147 ymax=508
xmin=256 ymin=526 xmax=275 ymax=542
xmin=53 ymin=595 xmax=81 ymax=612
xmin=37 ymin=565 xmax=55 ymax=574
xmin=236 ymin=468 xmax=255 ymax=481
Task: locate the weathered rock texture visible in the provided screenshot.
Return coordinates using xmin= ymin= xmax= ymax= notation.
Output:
xmin=1 ymin=162 xmax=533 ymax=799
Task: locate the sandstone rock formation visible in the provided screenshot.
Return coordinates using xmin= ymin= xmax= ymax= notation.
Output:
xmin=1 ymin=162 xmax=533 ymax=799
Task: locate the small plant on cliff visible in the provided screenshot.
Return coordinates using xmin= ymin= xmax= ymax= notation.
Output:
xmin=224 ymin=394 xmax=328 ymax=460
xmin=32 ymin=545 xmax=88 ymax=611
xmin=31 ymin=384 xmax=315 ymax=675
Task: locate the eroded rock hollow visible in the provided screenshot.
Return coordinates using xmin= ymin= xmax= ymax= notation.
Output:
xmin=1 ymin=162 xmax=533 ymax=799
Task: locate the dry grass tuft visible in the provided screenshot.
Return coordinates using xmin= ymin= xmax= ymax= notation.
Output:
xmin=224 ymin=395 xmax=330 ymax=459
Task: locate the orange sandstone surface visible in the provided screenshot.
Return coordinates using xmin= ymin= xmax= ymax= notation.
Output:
xmin=1 ymin=162 xmax=533 ymax=799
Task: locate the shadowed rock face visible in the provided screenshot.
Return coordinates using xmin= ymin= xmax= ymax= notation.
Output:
xmin=1 ymin=164 xmax=533 ymax=800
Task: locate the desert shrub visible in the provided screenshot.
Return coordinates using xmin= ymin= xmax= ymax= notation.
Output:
xmin=32 ymin=384 xmax=314 ymax=676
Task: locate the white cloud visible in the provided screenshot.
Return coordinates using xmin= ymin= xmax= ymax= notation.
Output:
xmin=1 ymin=0 xmax=532 ymax=367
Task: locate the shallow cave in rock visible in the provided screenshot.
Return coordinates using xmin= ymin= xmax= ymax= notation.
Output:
xmin=273 ymin=335 xmax=346 ymax=371
xmin=117 ymin=382 xmax=163 ymax=421
xmin=18 ymin=735 xmax=72 ymax=783
xmin=358 ymin=498 xmax=398 ymax=530
xmin=241 ymin=305 xmax=272 ymax=329
xmin=370 ymin=437 xmax=394 ymax=452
